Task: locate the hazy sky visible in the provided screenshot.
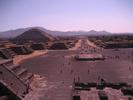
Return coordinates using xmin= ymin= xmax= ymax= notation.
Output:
xmin=0 ymin=0 xmax=133 ymax=32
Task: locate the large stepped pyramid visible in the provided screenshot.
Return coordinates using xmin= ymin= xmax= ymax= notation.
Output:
xmin=14 ymin=28 xmax=55 ymax=43
xmin=0 ymin=59 xmax=33 ymax=99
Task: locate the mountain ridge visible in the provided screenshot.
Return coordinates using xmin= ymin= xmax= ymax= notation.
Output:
xmin=0 ymin=27 xmax=133 ymax=38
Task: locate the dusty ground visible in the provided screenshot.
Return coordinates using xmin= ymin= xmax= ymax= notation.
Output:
xmin=21 ymin=39 xmax=133 ymax=100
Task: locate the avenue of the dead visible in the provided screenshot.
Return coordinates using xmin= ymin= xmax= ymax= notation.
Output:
xmin=0 ymin=30 xmax=133 ymax=100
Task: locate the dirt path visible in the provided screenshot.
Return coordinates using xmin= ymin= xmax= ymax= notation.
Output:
xmin=13 ymin=50 xmax=47 ymax=64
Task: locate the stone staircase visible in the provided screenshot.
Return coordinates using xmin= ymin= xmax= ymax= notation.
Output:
xmin=0 ymin=48 xmax=15 ymax=59
xmin=0 ymin=59 xmax=33 ymax=99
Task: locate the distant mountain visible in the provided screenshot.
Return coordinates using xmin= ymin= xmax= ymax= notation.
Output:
xmin=0 ymin=26 xmax=133 ymax=38
xmin=0 ymin=28 xmax=31 ymax=38
xmin=14 ymin=28 xmax=55 ymax=42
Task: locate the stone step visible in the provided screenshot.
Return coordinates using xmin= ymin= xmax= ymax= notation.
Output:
xmin=0 ymin=96 xmax=9 ymax=100
xmin=0 ymin=59 xmax=13 ymax=65
xmin=23 ymin=73 xmax=33 ymax=81
xmin=16 ymin=68 xmax=27 ymax=76
xmin=22 ymin=73 xmax=33 ymax=84
xmin=12 ymin=65 xmax=23 ymax=74
xmin=8 ymin=49 xmax=16 ymax=55
xmin=0 ymin=60 xmax=29 ymax=99
xmin=5 ymin=62 xmax=33 ymax=85
xmin=8 ymin=64 xmax=20 ymax=70
xmin=0 ymin=49 xmax=14 ymax=59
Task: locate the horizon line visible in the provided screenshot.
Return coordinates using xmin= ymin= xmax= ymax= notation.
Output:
xmin=0 ymin=26 xmax=133 ymax=33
